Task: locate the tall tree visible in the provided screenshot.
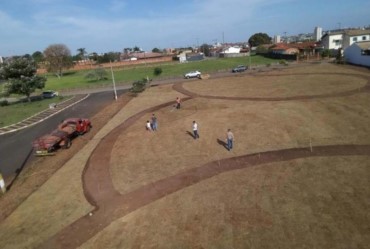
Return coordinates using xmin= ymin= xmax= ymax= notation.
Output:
xmin=200 ymin=44 xmax=211 ymax=56
xmin=44 ymin=44 xmax=73 ymax=78
xmin=32 ymin=51 xmax=44 ymax=63
xmin=248 ymin=33 xmax=272 ymax=47
xmin=77 ymin=48 xmax=87 ymax=60
xmin=152 ymin=48 xmax=161 ymax=53
xmin=0 ymin=57 xmax=46 ymax=102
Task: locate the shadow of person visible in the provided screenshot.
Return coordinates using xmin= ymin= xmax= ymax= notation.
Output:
xmin=217 ymin=138 xmax=228 ymax=150
xmin=186 ymin=131 xmax=195 ymax=139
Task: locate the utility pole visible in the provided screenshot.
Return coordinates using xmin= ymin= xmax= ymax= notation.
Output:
xmin=110 ymin=61 xmax=118 ymax=101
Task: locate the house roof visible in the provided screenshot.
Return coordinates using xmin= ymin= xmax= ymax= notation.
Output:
xmin=129 ymin=52 xmax=163 ymax=59
xmin=355 ymin=41 xmax=370 ymax=50
xmin=345 ymin=29 xmax=370 ymax=36
xmin=270 ymin=42 xmax=317 ymax=51
xmin=322 ymin=29 xmax=370 ymax=38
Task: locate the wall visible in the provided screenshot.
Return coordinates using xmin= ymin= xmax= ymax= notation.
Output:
xmin=345 ymin=44 xmax=370 ymax=67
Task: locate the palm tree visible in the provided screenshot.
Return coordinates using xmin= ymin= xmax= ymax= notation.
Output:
xmin=77 ymin=48 xmax=86 ymax=60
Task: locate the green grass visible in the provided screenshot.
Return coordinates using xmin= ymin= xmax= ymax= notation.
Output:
xmin=42 ymin=55 xmax=279 ymax=91
xmin=0 ymin=96 xmax=70 ymax=127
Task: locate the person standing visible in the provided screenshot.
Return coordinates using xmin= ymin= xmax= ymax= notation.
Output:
xmin=151 ymin=114 xmax=158 ymax=131
xmin=226 ymin=129 xmax=234 ymax=151
xmin=146 ymin=120 xmax=152 ymax=131
xmin=176 ymin=97 xmax=181 ymax=109
xmin=192 ymin=121 xmax=199 ymax=139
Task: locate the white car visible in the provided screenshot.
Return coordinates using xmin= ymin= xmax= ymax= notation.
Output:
xmin=184 ymin=71 xmax=201 ymax=79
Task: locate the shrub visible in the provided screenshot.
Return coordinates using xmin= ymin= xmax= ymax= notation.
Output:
xmin=266 ymin=63 xmax=271 ymax=67
xmin=130 ymin=78 xmax=151 ymax=94
xmin=153 ymin=67 xmax=163 ymax=76
xmin=0 ymin=100 xmax=9 ymax=106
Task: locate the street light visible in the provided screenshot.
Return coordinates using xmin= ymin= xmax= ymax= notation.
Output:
xmin=110 ymin=61 xmax=118 ymax=101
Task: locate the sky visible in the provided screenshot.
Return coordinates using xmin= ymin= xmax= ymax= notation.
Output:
xmin=0 ymin=0 xmax=369 ymax=56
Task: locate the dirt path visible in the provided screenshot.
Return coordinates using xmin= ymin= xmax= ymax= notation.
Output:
xmin=40 ymin=72 xmax=370 ymax=248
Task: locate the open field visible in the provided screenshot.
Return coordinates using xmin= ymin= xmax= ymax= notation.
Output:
xmin=0 ymin=62 xmax=369 ymax=249
xmin=0 ymin=56 xmax=278 ymax=127
xmin=41 ymin=55 xmax=279 ymax=91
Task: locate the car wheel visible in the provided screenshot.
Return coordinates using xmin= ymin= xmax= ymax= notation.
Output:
xmin=63 ymin=139 xmax=72 ymax=149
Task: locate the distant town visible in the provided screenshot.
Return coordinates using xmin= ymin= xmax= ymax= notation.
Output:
xmin=1 ymin=24 xmax=370 ymax=69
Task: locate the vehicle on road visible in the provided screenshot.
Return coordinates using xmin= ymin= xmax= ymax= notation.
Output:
xmin=42 ymin=90 xmax=59 ymax=98
xmin=232 ymin=65 xmax=247 ymax=73
xmin=184 ymin=71 xmax=201 ymax=79
xmin=32 ymin=118 xmax=92 ymax=154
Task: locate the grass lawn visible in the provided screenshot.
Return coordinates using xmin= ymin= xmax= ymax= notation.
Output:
xmin=0 ymin=96 xmax=69 ymax=127
xmin=42 ymin=55 xmax=280 ymax=91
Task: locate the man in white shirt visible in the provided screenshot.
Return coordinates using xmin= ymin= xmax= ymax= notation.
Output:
xmin=192 ymin=121 xmax=199 ymax=139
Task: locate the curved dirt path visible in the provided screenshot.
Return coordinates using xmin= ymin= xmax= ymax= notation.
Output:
xmin=40 ymin=72 xmax=370 ymax=248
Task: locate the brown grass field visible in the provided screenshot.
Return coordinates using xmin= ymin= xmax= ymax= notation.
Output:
xmin=0 ymin=62 xmax=369 ymax=249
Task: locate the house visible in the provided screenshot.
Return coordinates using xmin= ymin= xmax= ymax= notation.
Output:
xmin=270 ymin=43 xmax=299 ymax=54
xmin=344 ymin=41 xmax=370 ymax=67
xmin=321 ymin=29 xmax=370 ymax=50
xmin=222 ymin=46 xmax=241 ymax=54
xmin=270 ymin=42 xmax=319 ymax=55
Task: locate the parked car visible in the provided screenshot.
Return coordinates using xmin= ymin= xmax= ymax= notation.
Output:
xmin=42 ymin=90 xmax=59 ymax=98
xmin=32 ymin=118 xmax=92 ymax=154
xmin=232 ymin=65 xmax=247 ymax=73
xmin=184 ymin=71 xmax=201 ymax=79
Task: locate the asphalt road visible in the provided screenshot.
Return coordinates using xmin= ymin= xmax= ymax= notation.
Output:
xmin=0 ymin=90 xmax=126 ymax=178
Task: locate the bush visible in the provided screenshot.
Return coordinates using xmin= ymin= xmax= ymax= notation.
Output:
xmin=153 ymin=67 xmax=163 ymax=76
xmin=266 ymin=63 xmax=271 ymax=67
xmin=0 ymin=100 xmax=9 ymax=106
xmin=279 ymin=60 xmax=287 ymax=65
xmin=130 ymin=78 xmax=151 ymax=94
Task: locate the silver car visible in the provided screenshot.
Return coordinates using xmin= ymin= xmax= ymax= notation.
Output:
xmin=184 ymin=71 xmax=201 ymax=79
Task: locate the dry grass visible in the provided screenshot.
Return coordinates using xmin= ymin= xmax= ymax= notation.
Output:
xmin=1 ymin=63 xmax=370 ymax=249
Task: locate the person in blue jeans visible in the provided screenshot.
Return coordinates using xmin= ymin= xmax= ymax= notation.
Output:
xmin=151 ymin=114 xmax=158 ymax=131
xmin=226 ymin=129 xmax=234 ymax=151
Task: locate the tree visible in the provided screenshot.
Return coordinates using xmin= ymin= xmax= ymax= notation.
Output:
xmin=76 ymin=48 xmax=87 ymax=60
xmin=43 ymin=44 xmax=73 ymax=78
xmin=248 ymin=33 xmax=272 ymax=47
xmin=133 ymin=46 xmax=141 ymax=52
xmin=85 ymin=66 xmax=108 ymax=81
xmin=152 ymin=48 xmax=161 ymax=53
xmin=32 ymin=51 xmax=44 ymax=63
xmin=0 ymin=57 xmax=46 ymax=102
xmin=200 ymin=43 xmax=211 ymax=56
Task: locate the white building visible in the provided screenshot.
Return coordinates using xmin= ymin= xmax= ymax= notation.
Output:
xmin=321 ymin=29 xmax=370 ymax=50
xmin=274 ymin=35 xmax=281 ymax=44
xmin=314 ymin=26 xmax=322 ymax=41
xmin=222 ymin=46 xmax=241 ymax=54
xmin=344 ymin=41 xmax=370 ymax=67
xmin=0 ymin=56 xmax=3 ymax=64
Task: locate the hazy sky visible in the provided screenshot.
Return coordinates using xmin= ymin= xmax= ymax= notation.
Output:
xmin=1 ymin=0 xmax=369 ymax=56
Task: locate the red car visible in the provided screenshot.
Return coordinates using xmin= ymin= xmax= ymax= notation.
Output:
xmin=33 ymin=118 xmax=92 ymax=154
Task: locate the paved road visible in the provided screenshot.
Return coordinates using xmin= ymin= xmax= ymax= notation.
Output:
xmin=0 ymin=90 xmax=126 ymax=178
